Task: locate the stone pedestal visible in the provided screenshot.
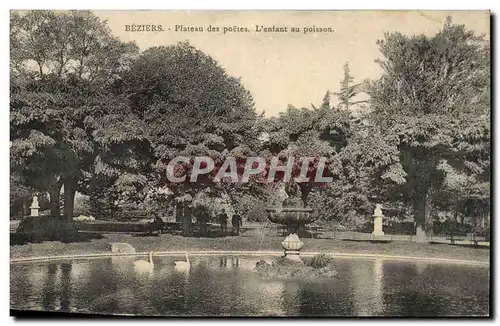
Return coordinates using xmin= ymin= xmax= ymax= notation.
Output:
xmin=281 ymin=233 xmax=304 ymax=263
xmin=372 ymin=204 xmax=384 ymax=237
xmin=30 ymin=196 xmax=40 ymax=217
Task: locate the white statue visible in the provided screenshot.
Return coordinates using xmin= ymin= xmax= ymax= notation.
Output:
xmin=372 ymin=204 xmax=384 ymax=236
xmin=30 ymin=195 xmax=39 ymax=208
xmin=30 ymin=195 xmax=40 ymax=217
xmin=373 ymin=204 xmax=383 ymax=217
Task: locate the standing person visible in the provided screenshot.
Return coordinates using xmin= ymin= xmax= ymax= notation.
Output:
xmin=219 ymin=212 xmax=228 ymax=233
xmin=231 ymin=214 xmax=242 ymax=236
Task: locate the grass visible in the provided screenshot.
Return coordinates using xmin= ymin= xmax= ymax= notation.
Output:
xmin=10 ymin=231 xmax=490 ymax=263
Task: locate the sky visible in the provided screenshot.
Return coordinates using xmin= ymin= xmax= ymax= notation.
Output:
xmin=95 ymin=10 xmax=490 ymax=117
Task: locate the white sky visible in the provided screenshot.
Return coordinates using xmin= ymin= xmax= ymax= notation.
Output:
xmin=94 ymin=11 xmax=489 ymax=116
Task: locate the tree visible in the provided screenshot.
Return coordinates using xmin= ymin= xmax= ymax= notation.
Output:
xmin=307 ymin=115 xmax=406 ymax=228
xmin=367 ymin=17 xmax=490 ymax=242
xmin=107 ymin=42 xmax=260 ymax=233
xmin=10 ymin=10 xmax=138 ymax=220
xmin=334 ymin=62 xmax=367 ymax=110
xmin=261 ymin=96 xmax=353 ymax=208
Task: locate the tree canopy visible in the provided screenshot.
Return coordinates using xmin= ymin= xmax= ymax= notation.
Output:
xmin=367 ymin=17 xmax=490 ymax=241
xmin=10 ymin=12 xmax=490 ymax=243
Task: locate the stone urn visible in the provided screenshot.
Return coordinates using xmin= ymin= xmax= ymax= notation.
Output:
xmin=266 ymin=206 xmax=315 ymax=263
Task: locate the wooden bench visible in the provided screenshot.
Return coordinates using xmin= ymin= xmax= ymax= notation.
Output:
xmin=446 ymin=234 xmax=456 ymax=244
xmin=467 ymin=233 xmax=486 ymax=246
xmin=276 ymin=225 xmax=287 ymax=236
xmin=307 ymin=226 xmax=323 ymax=239
xmin=163 ymin=222 xmax=182 ymax=234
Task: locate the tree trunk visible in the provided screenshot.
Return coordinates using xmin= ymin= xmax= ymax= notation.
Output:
xmin=181 ymin=202 xmax=193 ymax=236
xmin=425 ymin=189 xmax=433 ymax=237
xmin=414 ymin=188 xmax=432 ymax=243
xmin=299 ymin=184 xmax=311 ymax=208
xmin=22 ymin=200 xmax=29 ymax=216
xmin=63 ymin=178 xmax=77 ymax=221
xmin=415 ymin=221 xmax=426 ymax=243
xmin=49 ymin=181 xmax=63 ymax=217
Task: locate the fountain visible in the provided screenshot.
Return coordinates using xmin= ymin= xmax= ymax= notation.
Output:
xmin=265 ymin=185 xmax=315 ymax=263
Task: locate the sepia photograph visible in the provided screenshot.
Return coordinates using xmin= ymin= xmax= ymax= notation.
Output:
xmin=9 ymin=9 xmax=491 ymax=318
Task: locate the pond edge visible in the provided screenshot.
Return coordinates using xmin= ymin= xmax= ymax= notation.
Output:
xmin=10 ymin=250 xmax=489 ymax=266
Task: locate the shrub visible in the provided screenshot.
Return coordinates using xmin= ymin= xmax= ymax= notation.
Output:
xmin=307 ymin=253 xmax=333 ymax=269
xmin=15 ymin=216 xmax=79 ymax=243
xmin=73 ymin=194 xmax=92 ymax=216
xmin=254 ymin=255 xmax=337 ymax=279
xmin=73 ymin=215 xmax=96 ymax=222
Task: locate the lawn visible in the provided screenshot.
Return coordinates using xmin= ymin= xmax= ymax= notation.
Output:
xmin=10 ymin=231 xmax=490 ymax=263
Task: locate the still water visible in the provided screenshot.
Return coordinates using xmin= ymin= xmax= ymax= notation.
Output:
xmin=10 ymin=255 xmax=489 ymax=317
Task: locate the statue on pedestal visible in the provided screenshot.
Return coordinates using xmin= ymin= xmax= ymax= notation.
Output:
xmin=30 ymin=195 xmax=40 ymax=217
xmin=372 ymin=204 xmax=384 ymax=237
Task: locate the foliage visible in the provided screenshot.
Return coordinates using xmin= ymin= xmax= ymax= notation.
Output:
xmin=366 ymin=17 xmax=490 ymax=241
xmin=307 ymin=253 xmax=334 ymax=269
xmin=73 ymin=214 xmax=96 ymax=222
xmin=10 ymin=173 xmax=32 ymax=212
xmin=333 ymin=62 xmax=367 ymax=110
xmin=254 ymin=257 xmax=337 ymax=280
xmin=15 ymin=216 xmax=79 ymax=243
xmin=109 ymin=42 xmax=260 ymax=200
xmin=261 ymin=100 xmax=352 ymax=206
xmin=10 ymin=10 xmax=139 ymax=219
xmin=10 ymin=12 xmax=489 ymax=242
xmin=73 ymin=194 xmax=92 ymax=217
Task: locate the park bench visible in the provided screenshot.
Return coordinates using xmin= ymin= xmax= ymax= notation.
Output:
xmin=446 ymin=234 xmax=457 ymax=244
xmin=467 ymin=232 xmax=486 ymax=246
xmin=163 ymin=222 xmax=182 ymax=235
xmin=276 ymin=225 xmax=287 ymax=236
xmin=307 ymin=226 xmax=323 ymax=239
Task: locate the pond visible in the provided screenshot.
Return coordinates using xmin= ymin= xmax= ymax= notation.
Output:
xmin=10 ymin=255 xmax=489 ymax=317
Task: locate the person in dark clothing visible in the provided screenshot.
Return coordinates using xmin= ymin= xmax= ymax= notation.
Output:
xmin=198 ymin=214 xmax=209 ymax=237
xmin=231 ymin=214 xmax=243 ymax=236
xmin=219 ymin=213 xmax=228 ymax=233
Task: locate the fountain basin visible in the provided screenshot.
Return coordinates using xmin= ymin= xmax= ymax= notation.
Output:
xmin=265 ymin=207 xmax=315 ymax=226
xmin=266 ymin=207 xmax=315 ymax=262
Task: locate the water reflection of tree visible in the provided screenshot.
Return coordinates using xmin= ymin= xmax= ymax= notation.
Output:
xmin=41 ymin=264 xmax=58 ymax=311
xmin=10 ymin=265 xmax=33 ymax=309
xmin=349 ymin=258 xmax=385 ymax=316
xmin=59 ymin=263 xmax=71 ymax=312
xmin=149 ymin=264 xmax=190 ymax=315
xmin=381 ymin=263 xmax=489 ymax=316
xmin=297 ymin=260 xmax=355 ymax=316
xmin=85 ymin=259 xmax=125 ymax=314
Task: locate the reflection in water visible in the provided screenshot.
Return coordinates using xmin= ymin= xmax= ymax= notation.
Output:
xmin=59 ymin=263 xmax=71 ymax=312
xmin=260 ymin=281 xmax=285 ymax=315
xmin=41 ymin=264 xmax=58 ymax=311
xmin=10 ymin=256 xmax=490 ymax=316
xmin=415 ymin=262 xmax=429 ymax=275
xmin=350 ymin=258 xmax=384 ymax=316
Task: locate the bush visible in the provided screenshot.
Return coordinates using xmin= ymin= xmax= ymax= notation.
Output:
xmin=73 ymin=215 xmax=96 ymax=222
xmin=254 ymin=255 xmax=337 ymax=279
xmin=73 ymin=194 xmax=92 ymax=217
xmin=307 ymin=253 xmax=333 ymax=269
xmin=15 ymin=216 xmax=79 ymax=243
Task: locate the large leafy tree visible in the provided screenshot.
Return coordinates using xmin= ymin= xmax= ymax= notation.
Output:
xmin=261 ymin=96 xmax=352 ymax=208
xmin=10 ymin=10 xmax=138 ymax=219
xmin=105 ymin=42 xmax=261 ymax=232
xmin=367 ymin=17 xmax=490 ymax=242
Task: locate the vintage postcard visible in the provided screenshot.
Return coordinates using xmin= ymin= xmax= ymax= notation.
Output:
xmin=10 ymin=10 xmax=490 ymax=317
